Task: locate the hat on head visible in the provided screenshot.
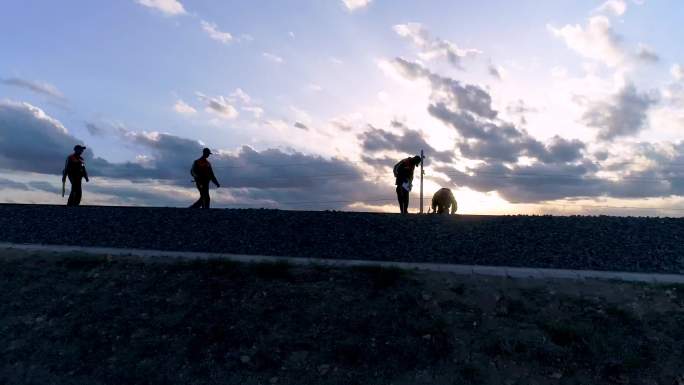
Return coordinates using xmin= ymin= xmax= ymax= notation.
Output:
xmin=202 ymin=147 xmax=212 ymax=155
xmin=74 ymin=145 xmax=86 ymax=151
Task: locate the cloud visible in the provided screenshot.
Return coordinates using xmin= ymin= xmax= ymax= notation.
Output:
xmin=595 ymin=0 xmax=627 ymax=16
xmin=582 ymin=83 xmax=658 ymax=140
xmin=0 ymin=177 xmax=29 ymax=191
xmin=393 ymin=57 xmax=497 ymax=119
xmin=488 ymin=64 xmax=503 ymax=80
xmin=0 ymin=100 xmax=80 ymax=174
xmin=548 ymin=16 xmax=625 ymax=67
xmin=173 ymin=99 xmax=197 ymax=115
xmin=294 ymin=122 xmax=309 ymax=131
xmin=342 ymin=0 xmax=371 ymax=11
xmin=85 ymin=122 xmax=107 ymax=136
xmin=196 ymin=93 xmax=239 ymax=119
xmin=359 ymin=121 xmax=454 ymax=163
xmin=200 ymin=20 xmax=233 ymax=44
xmin=636 ymin=44 xmax=659 ymax=63
xmin=0 ymin=99 xmax=387 ymax=209
xmin=135 ymin=0 xmax=186 ymax=16
xmin=1 ymin=77 xmax=65 ymax=100
xmin=672 ymin=64 xmax=684 ymax=81
xmin=262 ymin=52 xmax=284 ymax=64
xmin=393 ymin=23 xmax=480 ymax=69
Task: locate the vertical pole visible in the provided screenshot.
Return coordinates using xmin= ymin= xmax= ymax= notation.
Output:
xmin=420 ymin=149 xmax=424 ymax=214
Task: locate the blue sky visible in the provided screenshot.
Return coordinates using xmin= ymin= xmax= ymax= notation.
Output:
xmin=1 ymin=0 xmax=684 ymax=215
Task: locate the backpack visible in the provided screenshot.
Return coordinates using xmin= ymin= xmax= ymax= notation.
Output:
xmin=393 ymin=160 xmax=403 ymax=178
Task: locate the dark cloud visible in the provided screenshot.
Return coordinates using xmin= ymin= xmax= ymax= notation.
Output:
xmin=394 ymin=57 xmax=497 ymax=119
xmin=0 ymin=177 xmax=29 ymax=191
xmin=0 ymin=100 xmax=389 ymax=209
xmin=27 ymin=181 xmax=58 ymax=194
xmin=359 ymin=121 xmax=453 ymax=163
xmin=488 ymin=65 xmax=502 ymax=80
xmin=294 ymin=121 xmax=309 ymax=130
xmin=1 ymin=77 xmax=65 ymax=100
xmin=636 ymin=45 xmax=659 ymax=63
xmin=582 ymin=83 xmax=658 ymax=140
xmin=0 ymin=100 xmax=84 ymax=174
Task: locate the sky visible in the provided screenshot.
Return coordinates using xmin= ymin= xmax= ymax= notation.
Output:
xmin=1 ymin=0 xmax=684 ymax=215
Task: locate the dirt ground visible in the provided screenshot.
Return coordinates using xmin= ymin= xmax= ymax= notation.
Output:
xmin=1 ymin=249 xmax=683 ymax=385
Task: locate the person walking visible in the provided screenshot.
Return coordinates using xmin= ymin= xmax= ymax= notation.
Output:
xmin=393 ymin=155 xmax=422 ymax=214
xmin=430 ymin=187 xmax=458 ymax=215
xmin=62 ymin=145 xmax=89 ymax=206
xmin=190 ymin=148 xmax=220 ymax=209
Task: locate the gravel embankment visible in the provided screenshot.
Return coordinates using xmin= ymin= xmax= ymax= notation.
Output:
xmin=1 ymin=204 xmax=684 ymax=273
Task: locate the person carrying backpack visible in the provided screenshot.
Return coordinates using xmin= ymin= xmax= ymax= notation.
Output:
xmin=393 ymin=155 xmax=422 ymax=214
xmin=190 ymin=148 xmax=220 ymax=209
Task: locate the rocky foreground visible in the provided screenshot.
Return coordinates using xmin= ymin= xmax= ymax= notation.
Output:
xmin=1 ymin=204 xmax=684 ymax=273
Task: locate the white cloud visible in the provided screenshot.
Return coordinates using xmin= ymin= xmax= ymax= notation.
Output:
xmin=200 ymin=20 xmax=233 ymax=44
xmin=266 ymin=119 xmax=289 ymax=131
xmin=342 ymin=0 xmax=371 ymax=11
xmin=308 ymin=84 xmax=324 ymax=92
xmin=548 ymin=16 xmax=625 ymax=67
xmin=135 ymin=0 xmax=186 ymax=16
xmin=672 ymin=64 xmax=684 ymax=81
xmin=262 ymin=52 xmax=284 ymax=64
xmin=550 ymin=66 xmax=568 ymax=78
xmin=196 ymin=93 xmax=239 ymax=120
xmin=393 ymin=23 xmax=481 ymax=69
xmin=290 ymin=106 xmax=313 ymax=125
xmin=242 ymin=106 xmax=264 ymax=119
xmin=173 ymin=100 xmax=197 ymax=115
xmin=229 ymin=88 xmax=251 ymax=104
xmin=595 ymin=0 xmax=627 ymax=16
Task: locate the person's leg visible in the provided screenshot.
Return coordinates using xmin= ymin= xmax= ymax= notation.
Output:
xmin=397 ymin=187 xmax=409 ymax=214
xmin=67 ymin=177 xmax=81 ymax=206
xmin=201 ymin=184 xmax=210 ymax=208
xmin=396 ymin=186 xmax=403 ymax=213
xmin=190 ymin=182 xmax=203 ymax=208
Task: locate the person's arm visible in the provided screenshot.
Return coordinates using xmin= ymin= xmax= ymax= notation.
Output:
xmin=62 ymin=157 xmax=69 ymax=182
xmin=83 ymin=164 xmax=89 ymax=182
xmin=209 ymin=165 xmax=220 ymax=187
xmin=190 ymin=161 xmax=198 ymax=179
xmin=451 ymin=194 xmax=458 ymax=214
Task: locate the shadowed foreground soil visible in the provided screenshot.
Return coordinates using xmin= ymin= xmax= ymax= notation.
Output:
xmin=1 ymin=249 xmax=683 ymax=385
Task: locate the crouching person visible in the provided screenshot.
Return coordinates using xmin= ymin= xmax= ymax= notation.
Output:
xmin=430 ymin=188 xmax=457 ymax=215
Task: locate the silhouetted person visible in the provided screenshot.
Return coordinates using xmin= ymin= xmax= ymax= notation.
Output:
xmin=393 ymin=155 xmax=422 ymax=214
xmin=430 ymin=188 xmax=458 ymax=215
xmin=62 ymin=145 xmax=89 ymax=206
xmin=190 ymin=148 xmax=220 ymax=208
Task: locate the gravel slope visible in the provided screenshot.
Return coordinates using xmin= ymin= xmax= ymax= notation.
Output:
xmin=1 ymin=204 xmax=683 ymax=273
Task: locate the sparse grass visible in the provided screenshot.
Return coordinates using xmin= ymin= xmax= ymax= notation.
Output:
xmin=351 ymin=265 xmax=408 ymax=289
xmin=249 ymin=260 xmax=293 ymax=280
xmin=1 ymin=250 xmax=683 ymax=385
xmin=56 ymin=253 xmax=109 ymax=270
